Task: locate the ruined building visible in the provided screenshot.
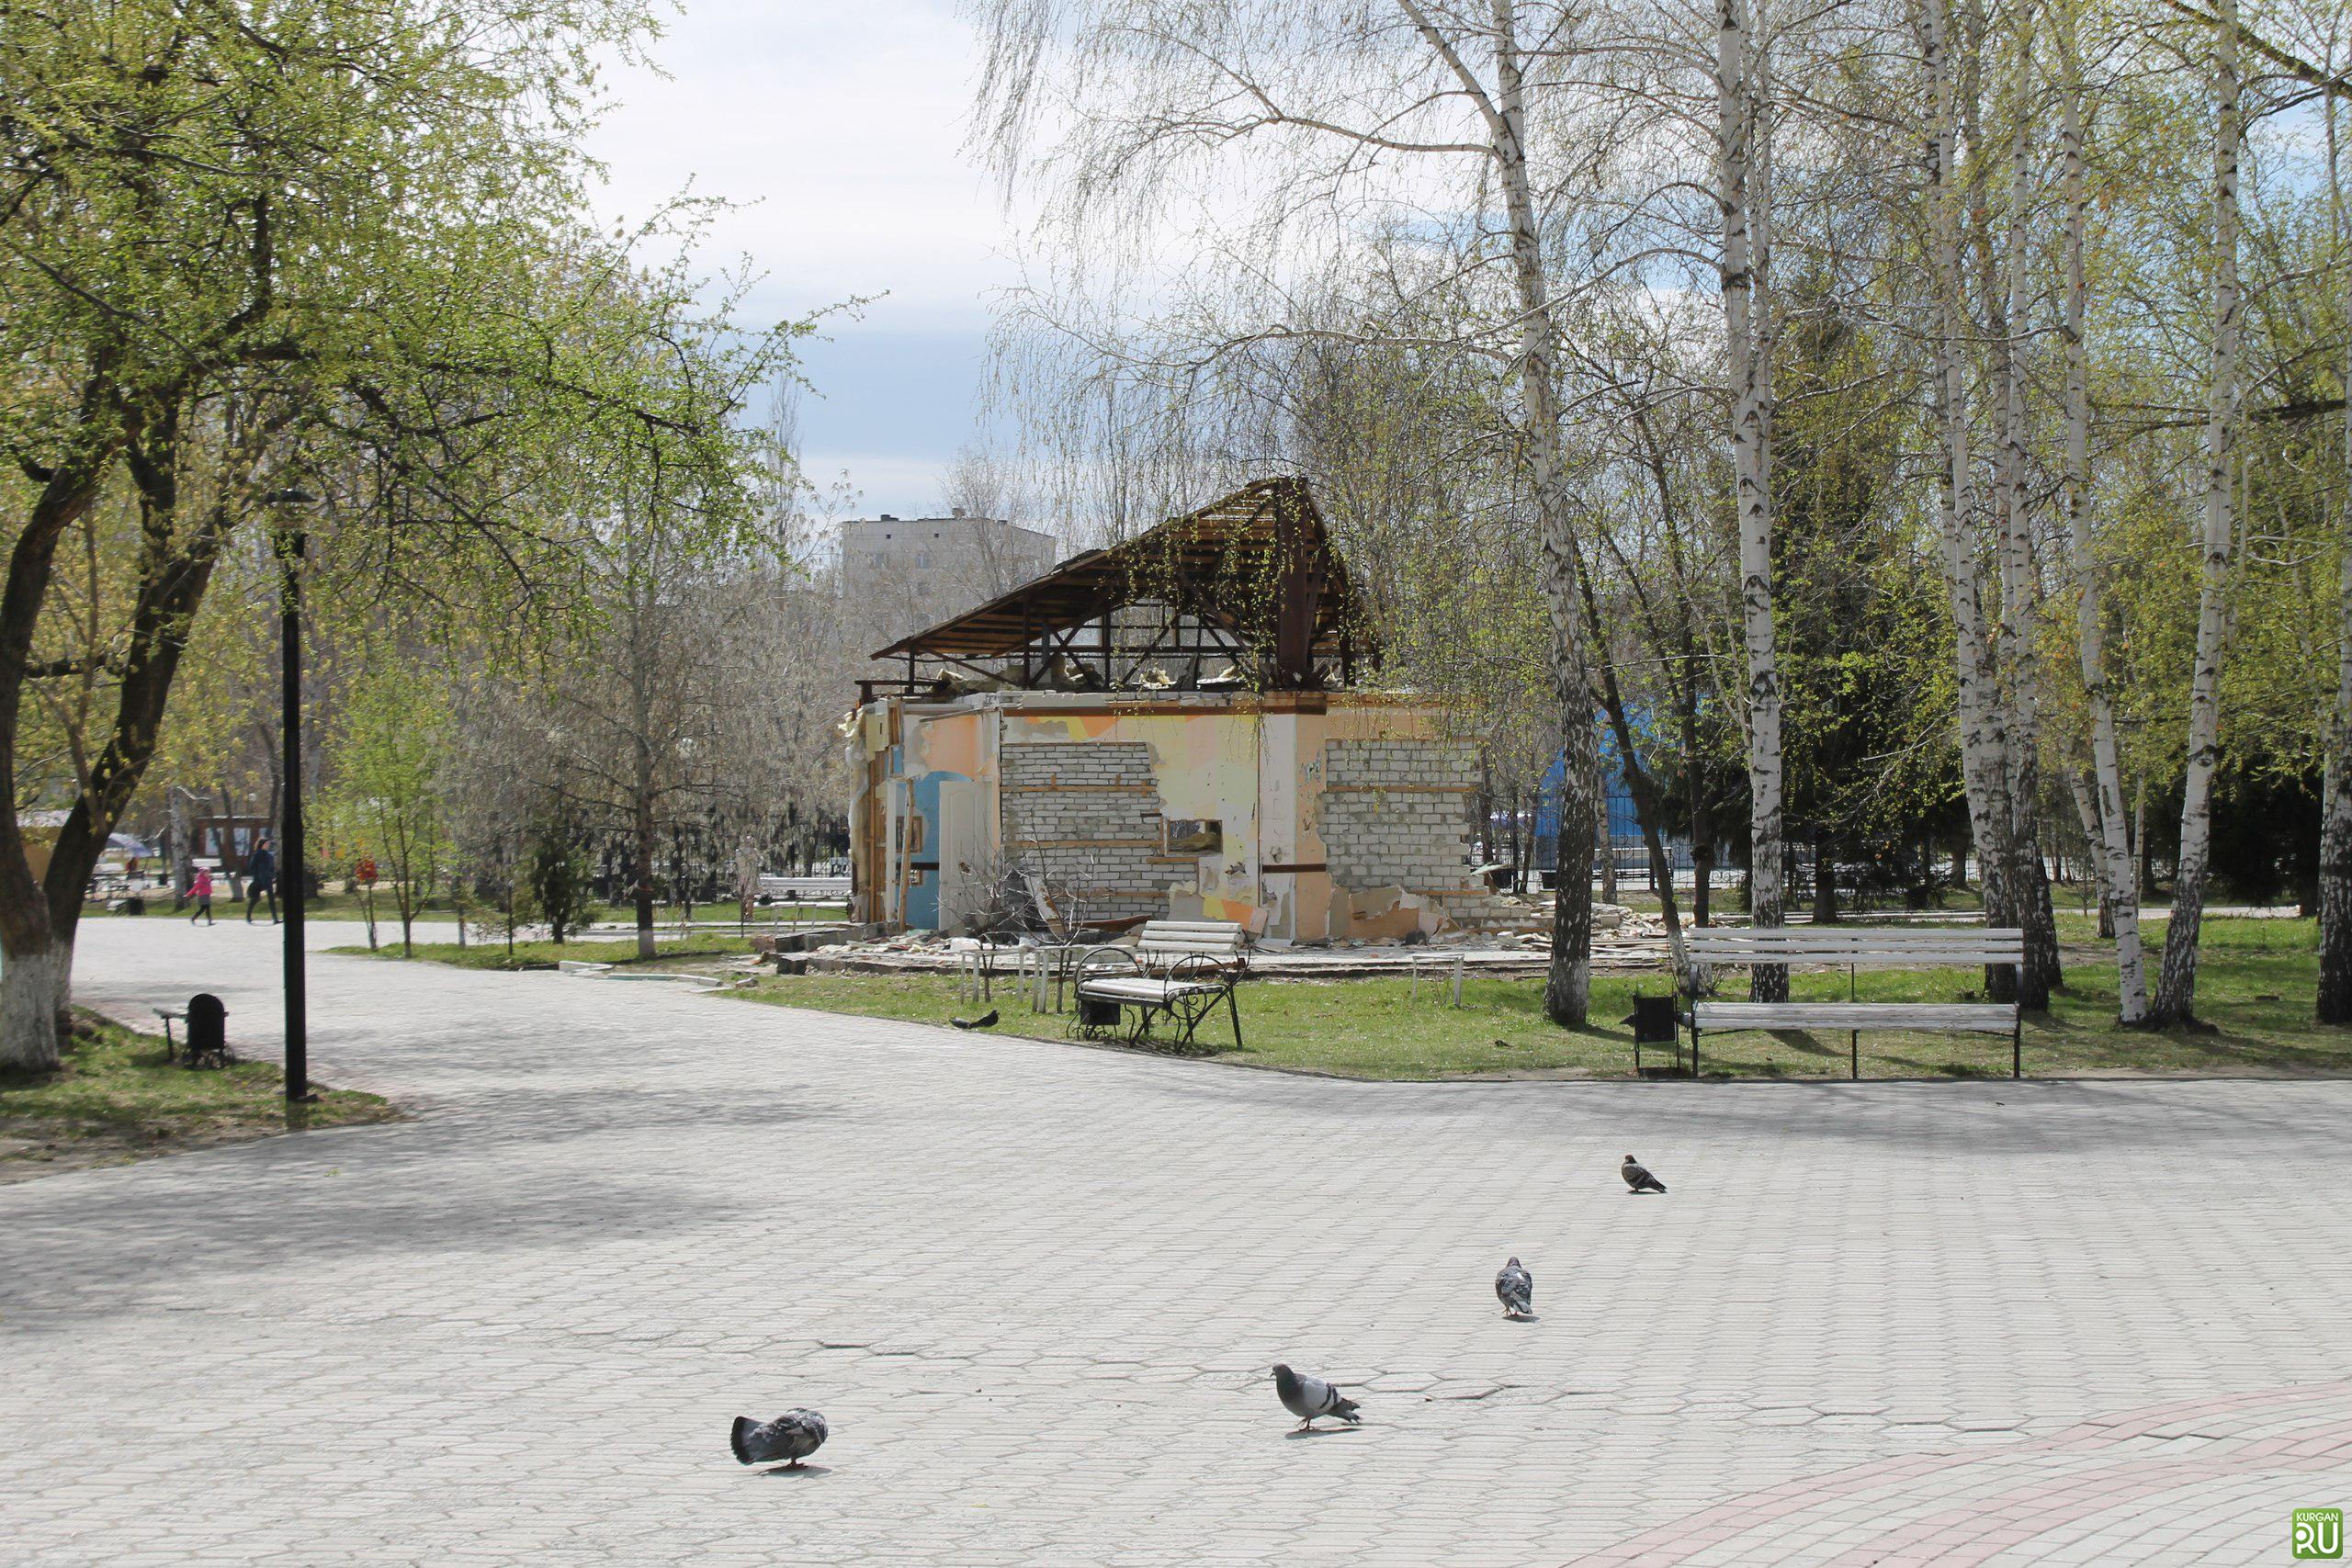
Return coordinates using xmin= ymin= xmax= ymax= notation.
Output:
xmin=846 ymin=479 xmax=1510 ymax=941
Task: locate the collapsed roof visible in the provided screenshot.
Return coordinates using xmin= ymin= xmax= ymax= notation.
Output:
xmin=867 ymin=477 xmax=1371 ymax=694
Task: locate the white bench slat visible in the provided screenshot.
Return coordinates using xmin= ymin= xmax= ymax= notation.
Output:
xmin=1689 ymin=933 xmax=2021 ymax=945
xmin=1687 ymin=925 xmax=2024 ymax=937
xmin=1688 ymin=928 xmax=2021 ymax=940
xmin=1691 ymin=1002 xmax=2017 ymax=1032
xmin=1685 ymin=949 xmax=2024 ymax=963
xmin=1686 ymin=941 xmax=2023 ymax=966
xmin=1686 ymin=949 xmax=2025 ymax=963
xmin=1687 ymin=946 xmax=2027 ymax=957
xmin=1690 ymin=954 xmax=2023 ymax=971
xmin=1689 ymin=926 xmax=2024 ymax=938
xmin=1689 ymin=928 xmax=2021 ymax=953
xmin=1133 ymin=919 xmax=1250 ymax=965
xmin=1078 ymin=977 xmax=1224 ymax=1003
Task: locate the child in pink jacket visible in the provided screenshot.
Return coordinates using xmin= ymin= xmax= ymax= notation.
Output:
xmin=188 ymin=867 xmax=215 ymax=925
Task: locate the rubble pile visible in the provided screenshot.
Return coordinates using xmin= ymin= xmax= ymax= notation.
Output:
xmin=752 ymin=898 xmax=1676 ymax=978
xmin=1394 ymin=899 xmax=1675 ymax=951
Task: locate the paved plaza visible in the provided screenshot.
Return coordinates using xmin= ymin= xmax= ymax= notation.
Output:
xmin=6 ymin=920 xmax=2350 ymax=1564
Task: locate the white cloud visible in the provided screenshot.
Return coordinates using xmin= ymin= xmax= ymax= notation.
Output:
xmin=581 ymin=1 xmax=1036 ymax=516
xmin=582 ymin=0 xmax=1024 ymax=333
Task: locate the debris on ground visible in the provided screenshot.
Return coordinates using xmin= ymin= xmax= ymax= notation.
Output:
xmin=752 ymin=894 xmax=1679 ymax=980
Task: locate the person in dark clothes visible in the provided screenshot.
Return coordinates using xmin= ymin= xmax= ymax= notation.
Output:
xmin=243 ymin=837 xmax=279 ymax=924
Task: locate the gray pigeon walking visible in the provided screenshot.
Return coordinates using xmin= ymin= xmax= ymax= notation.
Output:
xmin=1272 ymin=1364 xmax=1360 ymax=1430
xmin=1496 ymin=1257 xmax=1534 ymax=1318
xmin=1622 ymin=1154 xmax=1668 ymax=1193
xmin=730 ymin=1408 xmax=828 ymax=1468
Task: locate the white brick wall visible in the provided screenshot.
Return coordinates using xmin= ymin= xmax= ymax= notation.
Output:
xmin=1000 ymin=742 xmax=1186 ymax=920
xmin=1319 ymin=739 xmax=1479 ymax=892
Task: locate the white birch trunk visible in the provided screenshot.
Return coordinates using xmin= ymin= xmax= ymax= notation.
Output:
xmin=2153 ymin=0 xmax=2240 ymax=1025
xmin=1720 ymin=0 xmax=1786 ymax=998
xmin=1487 ymin=0 xmax=1597 ymax=1024
xmin=2057 ymin=1 xmax=2147 ymax=1021
xmin=2321 ymin=65 xmax=2352 ymax=1024
xmin=2062 ymin=769 xmax=2112 ymax=932
xmin=1994 ymin=17 xmax=2059 ymax=1007
xmin=2324 ymin=470 xmax=2352 ymax=1021
xmin=0 ymin=939 xmax=70 ymax=1073
xmin=1925 ymin=0 xmax=2018 ymax=977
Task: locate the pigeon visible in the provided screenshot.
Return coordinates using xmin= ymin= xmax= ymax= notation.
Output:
xmin=1495 ymin=1257 xmax=1534 ymax=1318
xmin=950 ymin=1009 xmax=999 ymax=1030
xmin=1272 ymin=1363 xmax=1360 ymax=1430
xmin=1622 ymin=1154 xmax=1668 ymax=1193
xmin=730 ymin=1409 xmax=828 ymax=1469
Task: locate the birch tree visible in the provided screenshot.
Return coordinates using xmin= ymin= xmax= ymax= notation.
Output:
xmin=2138 ymin=0 xmax=2352 ymax=1020
xmin=1921 ymin=0 xmax=2027 ymax=997
xmin=2150 ymin=0 xmax=2242 ymax=1026
xmin=1989 ymin=6 xmax=2063 ymax=1004
xmin=2321 ymin=24 xmax=2352 ymax=1022
xmin=967 ymin=0 xmax=1608 ymax=1021
xmin=1484 ymin=1 xmax=1605 ymax=1022
xmin=1718 ymin=0 xmax=1787 ymax=996
xmin=2055 ymin=0 xmax=2148 ymax=1021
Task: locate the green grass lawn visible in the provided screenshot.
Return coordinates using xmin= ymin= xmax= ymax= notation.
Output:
xmin=730 ymin=918 xmax=2349 ymax=1081
xmin=0 ymin=1011 xmax=398 ymax=1179
xmin=332 ymin=934 xmax=763 ymax=971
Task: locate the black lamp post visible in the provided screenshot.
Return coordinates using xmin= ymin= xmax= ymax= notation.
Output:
xmin=266 ymin=489 xmax=320 ymax=1102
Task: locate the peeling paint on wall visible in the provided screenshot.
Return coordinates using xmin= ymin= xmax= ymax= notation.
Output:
xmin=851 ymin=693 xmax=1498 ymax=939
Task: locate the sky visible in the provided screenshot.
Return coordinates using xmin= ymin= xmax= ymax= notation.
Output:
xmin=582 ymin=0 xmax=1025 ymax=520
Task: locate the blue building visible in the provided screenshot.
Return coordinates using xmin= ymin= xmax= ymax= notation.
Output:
xmin=1526 ymin=726 xmax=1697 ymax=885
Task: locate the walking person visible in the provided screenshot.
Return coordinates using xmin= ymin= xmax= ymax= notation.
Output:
xmin=188 ymin=866 xmax=216 ymax=925
xmin=243 ymin=836 xmax=279 ymax=924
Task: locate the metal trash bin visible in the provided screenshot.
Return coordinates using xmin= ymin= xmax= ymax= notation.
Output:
xmin=184 ymin=992 xmax=230 ymax=1068
xmin=1628 ymin=994 xmax=1678 ymax=1043
xmin=1626 ymin=993 xmax=1684 ymax=1077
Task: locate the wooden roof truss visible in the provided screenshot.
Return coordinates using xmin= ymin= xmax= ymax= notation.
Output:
xmin=866 ymin=477 xmax=1371 ymax=695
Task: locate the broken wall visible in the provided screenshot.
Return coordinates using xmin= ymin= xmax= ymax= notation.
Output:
xmin=1317 ymin=739 xmax=1481 ymax=889
xmin=999 ymin=706 xmax=1266 ymax=931
xmin=852 ymin=691 xmax=1506 ymax=939
xmin=1000 ymin=741 xmax=1182 ymax=926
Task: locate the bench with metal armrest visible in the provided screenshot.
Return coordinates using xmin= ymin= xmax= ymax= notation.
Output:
xmin=1073 ymin=920 xmax=1248 ymax=1049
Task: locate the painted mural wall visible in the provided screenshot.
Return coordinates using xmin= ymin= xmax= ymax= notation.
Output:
xmin=852 ymin=693 xmax=1495 ymax=940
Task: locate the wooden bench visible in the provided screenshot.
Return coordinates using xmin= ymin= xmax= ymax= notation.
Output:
xmin=1680 ymin=926 xmax=2026 ymax=1078
xmin=1075 ymin=920 xmax=1249 ymax=1049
